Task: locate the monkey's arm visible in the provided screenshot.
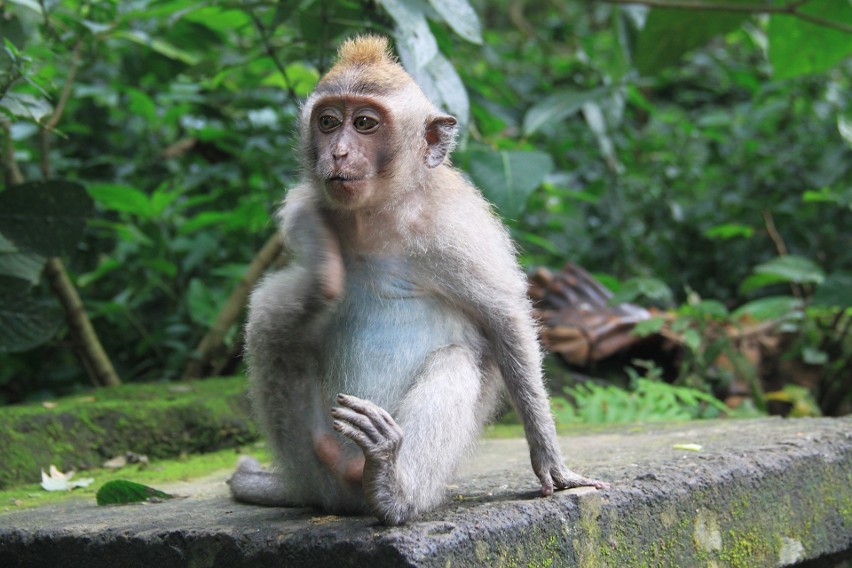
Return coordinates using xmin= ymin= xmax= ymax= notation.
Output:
xmin=430 ymin=190 xmax=607 ymax=495
xmin=276 ymin=189 xmax=345 ymax=302
xmin=232 ymin=190 xmax=345 ymax=507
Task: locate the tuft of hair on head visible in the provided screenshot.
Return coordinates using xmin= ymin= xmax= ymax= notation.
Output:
xmin=336 ymin=35 xmax=396 ymax=67
xmin=313 ymin=34 xmax=419 ymax=101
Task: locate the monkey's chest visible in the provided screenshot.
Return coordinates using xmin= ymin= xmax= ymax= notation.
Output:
xmin=319 ymin=259 xmax=473 ymax=409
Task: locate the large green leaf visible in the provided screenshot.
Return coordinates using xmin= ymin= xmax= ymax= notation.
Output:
xmin=0 ymin=180 xmax=93 ymax=258
xmin=610 ymin=277 xmax=674 ymax=306
xmin=634 ymin=3 xmax=749 ymax=76
xmin=428 ymin=0 xmax=482 ymax=44
xmin=0 ymin=93 xmax=53 ymax=122
xmin=740 ymin=272 xmax=788 ymax=295
xmin=179 ymin=6 xmax=253 ymax=36
xmin=704 ymin=223 xmax=755 ymax=240
xmin=732 ymin=296 xmax=801 ymax=321
xmin=112 ymin=30 xmax=201 ymax=65
xmin=740 ymin=256 xmax=826 ymax=294
xmin=96 ymin=480 xmax=174 ymax=506
xmin=466 ymin=149 xmax=554 ymax=218
xmin=754 ymin=255 xmax=825 ymax=285
xmin=768 ymin=0 xmax=852 ymax=80
xmin=0 ymin=286 xmax=62 ymax=353
xmin=812 ymin=271 xmax=852 ymax=308
xmin=0 ymin=249 xmax=45 ymax=284
xmin=407 ymin=51 xmax=469 ymax=129
xmin=523 ymin=87 xmax=608 ymax=136
xmin=87 ymin=183 xmax=153 ymax=219
xmin=381 ymin=0 xmax=438 ymax=70
xmin=0 ymin=12 xmax=26 ymax=52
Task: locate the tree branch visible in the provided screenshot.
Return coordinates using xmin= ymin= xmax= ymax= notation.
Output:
xmin=33 ymin=37 xmax=122 ymax=387
xmin=2 ymin=120 xmax=25 ymax=186
xmin=45 ymin=42 xmax=82 ymax=132
xmin=762 ymin=209 xmax=803 ymax=301
xmin=246 ymin=9 xmax=303 ymax=108
xmin=601 ymin=0 xmax=852 ymax=34
xmin=182 ymin=232 xmax=284 ymax=379
xmin=44 ymin=258 xmax=122 ymax=387
xmin=40 ymin=41 xmax=82 ymax=179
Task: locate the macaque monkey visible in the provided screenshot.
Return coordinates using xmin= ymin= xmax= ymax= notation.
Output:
xmin=229 ymin=35 xmax=606 ymax=525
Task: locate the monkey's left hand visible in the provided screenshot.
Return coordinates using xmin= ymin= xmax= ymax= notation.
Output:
xmin=330 ymin=393 xmax=403 ymax=467
xmin=533 ymin=454 xmax=609 ymax=496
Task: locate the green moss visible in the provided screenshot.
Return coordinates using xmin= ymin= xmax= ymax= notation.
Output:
xmin=0 ymin=445 xmax=271 ymax=511
xmin=0 ymin=376 xmax=258 ymax=489
xmin=719 ymin=528 xmax=774 ymax=567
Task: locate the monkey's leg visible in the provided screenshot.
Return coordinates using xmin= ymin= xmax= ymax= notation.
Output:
xmin=227 ymin=456 xmax=293 ymax=506
xmin=332 ymin=345 xmax=482 ymax=525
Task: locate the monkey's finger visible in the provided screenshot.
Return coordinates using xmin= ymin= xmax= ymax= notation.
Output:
xmin=336 ymin=394 xmax=400 ymax=440
xmin=336 ymin=393 xmax=378 ymax=412
xmin=373 ymin=405 xmax=402 ymax=438
xmin=330 ymin=406 xmax=383 ymax=444
xmin=332 ymin=419 xmax=374 ymax=452
xmin=539 ymin=473 xmax=555 ymax=497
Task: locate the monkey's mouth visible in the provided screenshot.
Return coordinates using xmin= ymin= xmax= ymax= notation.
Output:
xmin=327 ymin=175 xmax=363 ymax=183
xmin=326 ymin=175 xmax=367 ymax=191
xmin=325 ymin=175 xmax=366 ymax=201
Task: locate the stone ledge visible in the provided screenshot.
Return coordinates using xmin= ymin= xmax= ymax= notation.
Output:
xmin=1 ymin=417 xmax=850 ymax=567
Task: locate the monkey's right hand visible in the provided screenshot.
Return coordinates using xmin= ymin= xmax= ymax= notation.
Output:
xmin=285 ymin=204 xmax=345 ymax=301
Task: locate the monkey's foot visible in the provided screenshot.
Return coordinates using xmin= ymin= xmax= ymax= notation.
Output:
xmin=330 ymin=394 xmax=403 ymax=463
xmin=228 ymin=456 xmax=292 ymax=506
xmin=233 ymin=455 xmax=265 ymax=474
xmin=537 ymin=463 xmax=609 ymax=496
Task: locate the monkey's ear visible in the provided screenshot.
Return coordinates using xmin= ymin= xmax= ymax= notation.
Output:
xmin=425 ymin=115 xmax=458 ymax=168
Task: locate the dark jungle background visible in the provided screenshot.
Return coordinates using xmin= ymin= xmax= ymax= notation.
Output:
xmin=1 ymin=0 xmax=850 ymax=422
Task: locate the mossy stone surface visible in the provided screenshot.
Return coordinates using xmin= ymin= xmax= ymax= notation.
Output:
xmin=1 ymin=417 xmax=851 ymax=567
xmin=0 ymin=376 xmax=257 ymax=489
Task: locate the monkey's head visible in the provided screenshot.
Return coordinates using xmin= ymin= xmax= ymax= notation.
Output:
xmin=300 ymin=35 xmax=458 ymax=210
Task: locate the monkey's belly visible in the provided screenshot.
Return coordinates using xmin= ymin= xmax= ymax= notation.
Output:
xmin=319 ymin=261 xmax=478 ymax=412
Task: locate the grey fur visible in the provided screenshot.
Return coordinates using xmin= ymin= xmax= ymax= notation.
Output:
xmin=229 ymin=39 xmax=605 ymax=525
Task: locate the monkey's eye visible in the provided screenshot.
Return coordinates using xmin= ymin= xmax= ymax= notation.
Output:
xmin=353 ymin=115 xmax=379 ymax=132
xmin=318 ymin=114 xmax=342 ymax=133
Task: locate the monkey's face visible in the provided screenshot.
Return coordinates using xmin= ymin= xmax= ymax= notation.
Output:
xmin=309 ymin=96 xmax=397 ymax=210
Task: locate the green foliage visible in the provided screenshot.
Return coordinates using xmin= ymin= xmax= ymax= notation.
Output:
xmin=768 ymin=0 xmax=852 ymax=79
xmin=0 ymin=0 xmax=849 ymax=407
xmin=610 ymin=276 xmax=674 ymax=307
xmin=456 ymin=148 xmax=554 ymax=218
xmin=552 ymin=361 xmax=736 ymax=424
xmin=0 ymin=181 xmax=92 ymax=275
xmin=634 ymin=4 xmax=748 ymax=76
xmin=0 ymin=182 xmax=93 ymax=353
xmin=812 ymin=271 xmax=852 ymax=308
xmin=740 ymin=255 xmax=825 ymax=294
